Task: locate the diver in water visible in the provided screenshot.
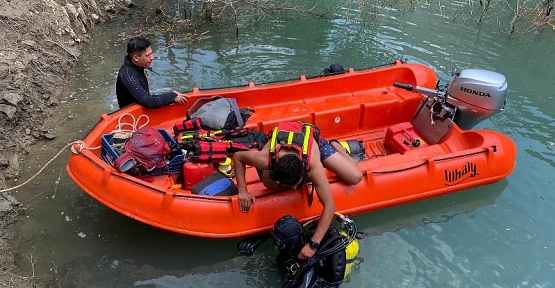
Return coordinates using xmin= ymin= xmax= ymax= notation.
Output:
xmin=237 ymin=213 xmax=361 ymax=287
xmin=271 ymin=214 xmax=360 ymax=288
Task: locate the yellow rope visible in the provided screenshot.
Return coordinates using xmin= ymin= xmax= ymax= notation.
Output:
xmin=1 ymin=113 xmax=150 ymax=193
xmin=0 ymin=141 xmax=100 ymax=193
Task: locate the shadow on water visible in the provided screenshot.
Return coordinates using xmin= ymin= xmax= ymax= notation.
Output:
xmin=13 ymin=161 xmax=506 ymax=287
xmin=351 ymin=180 xmax=507 ymax=236
xmin=35 ymin=186 xmax=259 ymax=286
xmin=113 ymin=181 xmax=508 ymax=288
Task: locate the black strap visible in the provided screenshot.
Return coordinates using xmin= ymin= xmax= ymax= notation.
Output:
xmin=227 ymin=98 xmax=244 ymax=127
xmin=308 ymin=184 xmax=315 ymax=206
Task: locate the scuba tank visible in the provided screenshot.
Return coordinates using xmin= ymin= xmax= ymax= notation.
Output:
xmin=273 ymin=213 xmax=361 ymax=288
xmin=236 ymin=213 xmax=363 ymax=287
xmin=340 ymin=230 xmax=360 ymax=278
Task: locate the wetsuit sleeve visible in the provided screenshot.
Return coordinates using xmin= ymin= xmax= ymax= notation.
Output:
xmin=120 ymin=67 xmax=177 ymax=109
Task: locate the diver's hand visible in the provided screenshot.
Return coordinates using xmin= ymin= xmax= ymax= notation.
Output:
xmin=173 ymin=91 xmax=189 ymax=104
xmin=298 ymin=244 xmax=316 ymax=260
xmin=238 ymin=190 xmax=256 ymax=213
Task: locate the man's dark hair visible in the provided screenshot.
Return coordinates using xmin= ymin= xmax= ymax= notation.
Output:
xmin=271 ymin=154 xmax=303 ymax=186
xmin=127 ymin=36 xmax=151 ymax=56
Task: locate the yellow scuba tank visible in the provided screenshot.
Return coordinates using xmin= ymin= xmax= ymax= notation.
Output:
xmin=269 ymin=212 xmax=362 ymax=285
xmin=340 ymin=230 xmax=360 ymax=278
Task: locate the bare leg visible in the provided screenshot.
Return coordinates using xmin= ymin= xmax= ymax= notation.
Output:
xmin=322 ymin=141 xmax=363 ymax=185
xmin=331 ymin=141 xmax=360 ymax=167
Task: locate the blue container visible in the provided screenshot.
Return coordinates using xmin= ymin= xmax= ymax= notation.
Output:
xmin=101 ymin=129 xmax=184 ymax=176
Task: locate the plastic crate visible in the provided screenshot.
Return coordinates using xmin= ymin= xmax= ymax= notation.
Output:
xmin=101 ymin=129 xmax=185 ymax=176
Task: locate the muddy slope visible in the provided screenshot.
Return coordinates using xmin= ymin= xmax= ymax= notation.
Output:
xmin=0 ymin=0 xmax=132 ymax=286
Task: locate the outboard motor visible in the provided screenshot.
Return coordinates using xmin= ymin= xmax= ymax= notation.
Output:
xmin=393 ymin=67 xmax=508 ymax=144
xmin=446 ymin=69 xmax=507 ymax=129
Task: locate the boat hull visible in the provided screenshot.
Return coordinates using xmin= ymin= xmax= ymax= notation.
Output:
xmin=66 ymin=61 xmax=516 ymax=238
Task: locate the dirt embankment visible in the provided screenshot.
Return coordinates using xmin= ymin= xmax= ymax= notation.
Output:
xmin=0 ymin=0 xmax=133 ymax=286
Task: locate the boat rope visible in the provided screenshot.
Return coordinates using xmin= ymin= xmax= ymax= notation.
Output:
xmin=370 ymin=146 xmax=495 ymax=175
xmin=110 ymin=113 xmax=150 ymax=139
xmin=351 ymin=60 xmax=400 ymax=72
xmin=0 ymin=114 xmax=152 ymax=193
xmin=0 ymin=140 xmax=101 ymax=193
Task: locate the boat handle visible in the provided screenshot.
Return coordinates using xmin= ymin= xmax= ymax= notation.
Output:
xmin=393 ymin=82 xmax=414 ymax=91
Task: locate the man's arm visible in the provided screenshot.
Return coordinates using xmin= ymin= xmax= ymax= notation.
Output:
xmin=233 ymin=146 xmax=270 ymax=212
xmin=120 ymin=67 xmax=178 ymax=108
xmin=297 ymin=145 xmax=336 ymax=260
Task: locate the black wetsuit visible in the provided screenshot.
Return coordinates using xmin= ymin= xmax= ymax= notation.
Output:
xmin=277 ymin=225 xmax=346 ymax=288
xmin=115 ymin=56 xmax=177 ymax=109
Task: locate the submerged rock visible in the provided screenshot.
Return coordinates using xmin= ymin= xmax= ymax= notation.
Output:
xmin=0 ymin=194 xmax=19 ymax=220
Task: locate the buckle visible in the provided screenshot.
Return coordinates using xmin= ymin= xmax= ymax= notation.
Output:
xmin=286 ymin=261 xmax=300 ymax=275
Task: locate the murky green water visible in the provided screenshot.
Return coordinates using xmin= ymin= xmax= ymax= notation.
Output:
xmin=8 ymin=1 xmax=555 ymax=287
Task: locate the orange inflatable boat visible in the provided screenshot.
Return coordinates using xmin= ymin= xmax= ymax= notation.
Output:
xmin=66 ymin=60 xmax=516 ymax=238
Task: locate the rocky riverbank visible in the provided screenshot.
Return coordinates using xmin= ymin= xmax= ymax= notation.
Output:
xmin=0 ymin=0 xmax=133 ymax=286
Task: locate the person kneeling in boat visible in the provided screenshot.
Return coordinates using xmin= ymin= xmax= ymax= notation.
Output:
xmin=272 ymin=214 xmax=359 ymax=288
xmin=233 ymin=121 xmax=363 ymax=261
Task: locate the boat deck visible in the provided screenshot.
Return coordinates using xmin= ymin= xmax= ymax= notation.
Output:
xmin=146 ymin=132 xmax=392 ymax=196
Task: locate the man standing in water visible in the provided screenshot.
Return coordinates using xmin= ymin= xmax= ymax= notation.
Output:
xmin=116 ymin=36 xmax=188 ymax=109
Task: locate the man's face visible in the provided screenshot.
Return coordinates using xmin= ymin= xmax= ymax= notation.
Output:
xmin=132 ymin=46 xmax=154 ymax=68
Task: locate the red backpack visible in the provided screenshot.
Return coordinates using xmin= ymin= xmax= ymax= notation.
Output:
xmin=114 ymin=127 xmax=171 ymax=173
